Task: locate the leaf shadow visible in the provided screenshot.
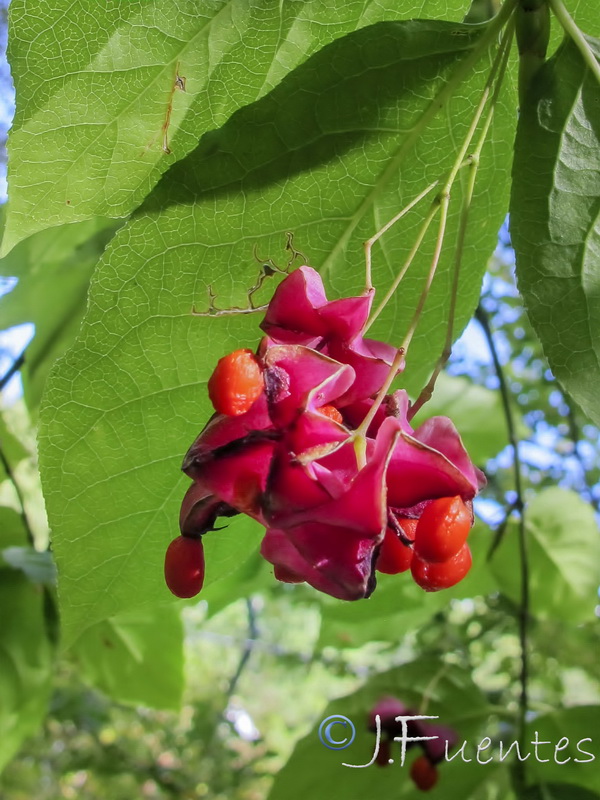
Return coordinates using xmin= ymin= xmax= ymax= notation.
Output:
xmin=138 ymin=20 xmax=480 ymax=216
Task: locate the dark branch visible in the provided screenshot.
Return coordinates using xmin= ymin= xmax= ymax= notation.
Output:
xmin=0 ymin=346 xmax=27 ymax=391
xmin=475 ymin=304 xmax=529 ymax=793
xmin=226 ymin=596 xmax=259 ymax=703
xmin=0 ymin=441 xmax=35 ymax=547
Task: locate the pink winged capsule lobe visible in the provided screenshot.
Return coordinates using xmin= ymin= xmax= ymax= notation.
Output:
xmin=174 ymin=267 xmax=484 ymax=600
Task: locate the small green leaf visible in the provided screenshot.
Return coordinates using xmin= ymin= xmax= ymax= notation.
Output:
xmin=0 ymin=215 xmax=111 ymax=277
xmin=317 ymin=574 xmax=447 ymax=649
xmin=490 ymin=488 xmax=600 ymax=623
xmin=0 ymin=569 xmax=53 ymax=774
xmin=201 ymin=551 xmax=273 ymax=619
xmin=71 ymin=605 xmax=184 ymax=710
xmin=511 ymin=36 xmax=600 ymax=426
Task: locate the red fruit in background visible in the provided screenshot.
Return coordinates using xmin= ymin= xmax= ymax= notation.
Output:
xmin=411 ymin=544 xmax=472 ymax=592
xmin=376 ymin=519 xmax=417 ymax=574
xmin=164 ymin=536 xmax=205 ymax=598
xmin=413 ymin=495 xmax=471 ymax=563
xmin=410 ymin=755 xmax=438 ymax=791
xmin=207 ymin=349 xmax=263 ymax=416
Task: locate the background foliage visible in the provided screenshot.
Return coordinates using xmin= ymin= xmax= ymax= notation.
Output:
xmin=0 ymin=0 xmax=598 ymax=798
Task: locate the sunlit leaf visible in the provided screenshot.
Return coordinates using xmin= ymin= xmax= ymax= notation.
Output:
xmin=490 ymin=488 xmax=600 ymax=623
xmin=39 ymin=18 xmax=516 ymax=647
xmin=2 ymin=0 xmax=469 ymax=253
xmin=524 ymin=785 xmax=600 ymax=800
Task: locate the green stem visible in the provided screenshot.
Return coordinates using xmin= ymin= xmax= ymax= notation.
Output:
xmin=369 ymin=7 xmax=515 ymax=335
xmin=356 ymin=6 xmax=517 ymax=442
xmin=548 ymin=0 xmax=600 ymax=83
xmin=409 ymin=22 xmax=514 ymax=420
xmin=363 ymin=180 xmax=439 ymax=296
xmin=356 ymin=195 xmax=449 ymax=441
xmin=365 ymin=200 xmax=440 ymax=333
xmin=408 ymin=156 xmax=478 ymax=421
xmin=516 ymin=0 xmax=551 ymax=105
xmin=400 ymin=197 xmax=450 ymax=356
xmin=0 ymin=347 xmax=27 ymax=391
xmin=354 ymin=345 xmax=407 ymax=444
xmin=319 ymin=0 xmax=518 ymax=281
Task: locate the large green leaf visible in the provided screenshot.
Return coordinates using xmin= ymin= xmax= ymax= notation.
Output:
xmin=71 ymin=605 xmax=184 ymax=710
xmin=1 ymin=0 xmax=469 ymax=254
xmin=39 ymin=18 xmax=516 ymax=647
xmin=510 ymin=36 xmax=600 ymax=426
xmin=267 ymin=660 xmax=499 ymax=800
xmin=490 ymin=488 xmax=600 ymax=623
xmin=0 ymin=569 xmax=53 ymax=774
